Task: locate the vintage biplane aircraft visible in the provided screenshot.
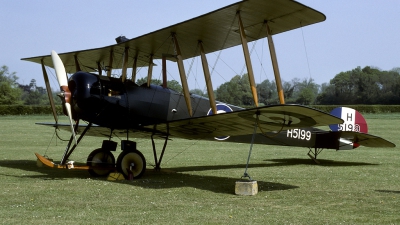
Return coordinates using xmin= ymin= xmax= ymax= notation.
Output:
xmin=22 ymin=0 xmax=394 ymax=179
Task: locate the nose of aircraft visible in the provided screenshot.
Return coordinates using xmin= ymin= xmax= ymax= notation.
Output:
xmin=68 ymin=72 xmax=99 ymax=112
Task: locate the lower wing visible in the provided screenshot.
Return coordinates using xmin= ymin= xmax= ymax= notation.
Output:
xmin=38 ymin=104 xmax=343 ymax=139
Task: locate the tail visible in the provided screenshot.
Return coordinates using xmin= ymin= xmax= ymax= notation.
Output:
xmin=329 ymin=107 xmax=368 ymax=150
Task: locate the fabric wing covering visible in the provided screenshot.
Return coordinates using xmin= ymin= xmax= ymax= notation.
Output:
xmin=22 ymin=0 xmax=325 ymax=74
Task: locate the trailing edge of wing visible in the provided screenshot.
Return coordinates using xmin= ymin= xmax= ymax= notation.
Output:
xmin=22 ymin=0 xmax=325 ymax=73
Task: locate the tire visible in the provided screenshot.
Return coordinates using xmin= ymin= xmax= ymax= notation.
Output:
xmin=86 ymin=149 xmax=115 ymax=176
xmin=116 ymin=150 xmax=146 ymax=179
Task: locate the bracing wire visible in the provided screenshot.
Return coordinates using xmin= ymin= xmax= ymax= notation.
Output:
xmin=300 ymin=23 xmax=312 ymax=80
xmin=186 ymin=44 xmax=200 ymax=83
xmin=210 ymin=13 xmax=238 ymax=77
xmin=239 ymin=23 xmax=264 ymax=76
xmin=43 ymin=130 xmax=57 ymax=157
xmin=163 ymin=139 xmax=201 ymax=165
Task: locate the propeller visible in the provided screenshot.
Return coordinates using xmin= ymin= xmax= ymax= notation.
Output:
xmin=51 ymin=50 xmax=78 ymax=145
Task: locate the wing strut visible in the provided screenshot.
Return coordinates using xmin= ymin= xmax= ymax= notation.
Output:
xmin=121 ymin=47 xmax=129 ymax=82
xmin=266 ymin=22 xmax=285 ymax=104
xmin=97 ymin=62 xmax=102 ymax=76
xmin=199 ymin=41 xmax=217 ymax=115
xmin=131 ymin=56 xmax=138 ymax=82
xmin=162 ymin=54 xmax=167 ymax=88
xmin=107 ymin=50 xmax=113 ymax=77
xmin=161 ymin=54 xmax=176 ymax=88
xmin=74 ymin=55 xmax=81 ymax=72
xmin=172 ymin=33 xmax=193 ymax=117
xmin=237 ymin=11 xmax=259 ymax=107
xmin=41 ymin=59 xmax=58 ymax=123
xmin=60 ymin=122 xmax=92 ymax=164
xmin=146 ymin=54 xmax=154 ymax=87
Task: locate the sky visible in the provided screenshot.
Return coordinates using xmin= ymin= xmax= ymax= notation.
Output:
xmin=1 ymin=0 xmax=399 ymax=91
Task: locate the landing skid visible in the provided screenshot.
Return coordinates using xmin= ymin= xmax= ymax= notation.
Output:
xmin=307 ymin=148 xmax=323 ymax=164
xmin=35 ymin=152 xmax=116 ymax=171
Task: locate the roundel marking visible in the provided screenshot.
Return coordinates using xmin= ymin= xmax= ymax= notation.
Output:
xmin=207 ymin=104 xmax=233 ymax=141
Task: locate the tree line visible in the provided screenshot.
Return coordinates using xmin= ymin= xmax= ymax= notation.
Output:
xmin=215 ymin=66 xmax=400 ymax=106
xmin=1 ymin=65 xmax=399 ymax=106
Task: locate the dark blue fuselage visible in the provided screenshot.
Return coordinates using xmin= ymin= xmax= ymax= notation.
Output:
xmin=67 ymin=72 xmax=241 ymax=130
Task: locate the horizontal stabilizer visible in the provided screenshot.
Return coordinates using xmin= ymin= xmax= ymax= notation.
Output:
xmin=339 ymin=131 xmax=396 ymax=148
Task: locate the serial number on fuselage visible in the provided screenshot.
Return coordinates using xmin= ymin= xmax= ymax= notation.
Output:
xmin=286 ymin=129 xmax=312 ymax=141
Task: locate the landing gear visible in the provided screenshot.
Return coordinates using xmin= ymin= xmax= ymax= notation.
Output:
xmin=116 ymin=150 xmax=146 ymax=179
xmin=87 ymin=149 xmax=115 ymax=176
xmin=307 ymin=147 xmax=323 ymax=164
xmin=114 ymin=140 xmax=146 ymax=179
xmin=86 ymin=140 xmax=146 ymax=179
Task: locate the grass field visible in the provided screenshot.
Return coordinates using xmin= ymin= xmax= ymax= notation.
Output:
xmin=0 ymin=114 xmax=399 ymax=224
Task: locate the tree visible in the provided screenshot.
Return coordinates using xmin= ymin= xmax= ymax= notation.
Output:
xmin=215 ymin=75 xmax=241 ymax=105
xmin=136 ymin=77 xmax=162 ymax=86
xmin=166 ymin=80 xmax=182 ymax=93
xmin=282 ymin=79 xmax=297 ymax=103
xmin=215 ymin=74 xmax=256 ymax=107
xmin=23 ymin=90 xmax=42 ymax=105
xmin=0 ymin=65 xmax=18 ymax=84
xmin=316 ymin=66 xmax=400 ymax=105
xmin=190 ymin=88 xmax=206 ymax=97
xmin=294 ymin=78 xmax=319 ymax=105
xmin=256 ymin=79 xmax=278 ymax=105
xmin=0 ymin=65 xmax=22 ymax=105
xmin=135 ymin=77 xmax=182 ymax=92
xmin=0 ymin=82 xmax=22 ymax=105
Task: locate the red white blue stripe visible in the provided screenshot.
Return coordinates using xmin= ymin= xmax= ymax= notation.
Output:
xmin=329 ymin=107 xmax=368 ymax=133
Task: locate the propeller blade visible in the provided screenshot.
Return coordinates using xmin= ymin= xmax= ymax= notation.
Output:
xmin=50 ymin=50 xmax=77 ymax=145
xmin=65 ymin=103 xmax=78 ymax=145
xmin=51 ymin=50 xmax=68 ymax=87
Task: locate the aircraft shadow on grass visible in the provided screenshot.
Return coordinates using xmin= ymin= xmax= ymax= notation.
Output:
xmin=375 ymin=190 xmax=400 ymax=194
xmin=0 ymin=159 xmax=299 ymax=194
xmin=263 ymin=158 xmax=378 ymax=167
xmin=0 ymin=158 xmax=380 ymax=194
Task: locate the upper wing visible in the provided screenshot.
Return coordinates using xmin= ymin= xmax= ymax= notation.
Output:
xmin=22 ymin=0 xmax=325 ymax=73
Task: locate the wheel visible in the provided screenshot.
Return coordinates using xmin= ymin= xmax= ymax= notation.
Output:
xmin=116 ymin=150 xmax=146 ymax=179
xmin=87 ymin=149 xmax=115 ymax=176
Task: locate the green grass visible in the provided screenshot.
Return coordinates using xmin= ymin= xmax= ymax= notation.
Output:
xmin=0 ymin=114 xmax=399 ymax=224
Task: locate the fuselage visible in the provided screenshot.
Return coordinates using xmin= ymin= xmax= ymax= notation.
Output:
xmin=67 ymin=71 xmax=242 ymax=130
xmin=66 ymin=72 xmax=360 ymax=151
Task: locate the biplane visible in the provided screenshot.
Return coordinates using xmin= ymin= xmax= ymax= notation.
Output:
xmin=22 ymin=0 xmax=395 ymax=179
